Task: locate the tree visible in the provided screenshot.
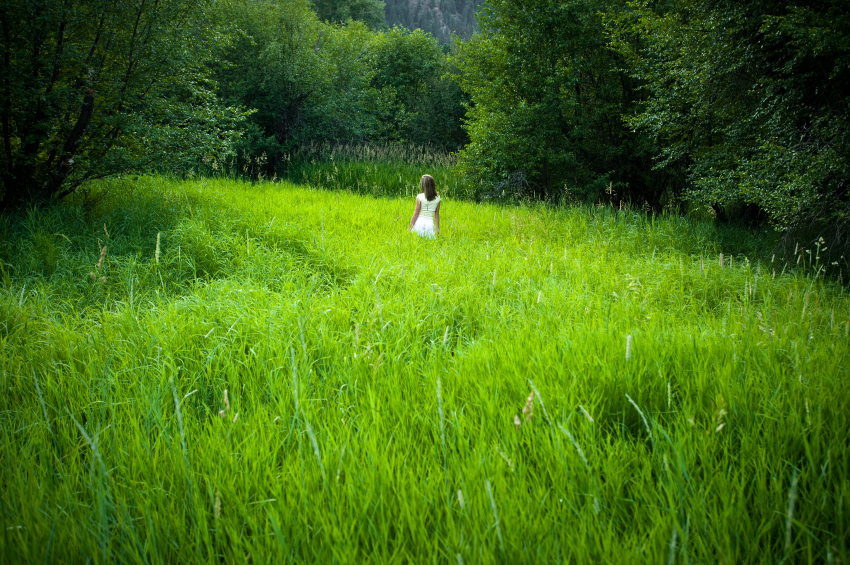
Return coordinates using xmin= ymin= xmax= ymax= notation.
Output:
xmin=212 ymin=0 xmax=380 ymax=169
xmin=369 ymin=27 xmax=467 ymax=147
xmin=451 ymin=0 xmax=670 ymax=203
xmin=212 ymin=9 xmax=467 ymax=171
xmin=605 ymin=0 xmax=850 ymax=232
xmin=0 ymin=0 xmax=246 ymax=209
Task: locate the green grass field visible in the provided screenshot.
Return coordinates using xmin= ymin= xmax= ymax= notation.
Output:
xmin=1 ymin=175 xmax=848 ymax=563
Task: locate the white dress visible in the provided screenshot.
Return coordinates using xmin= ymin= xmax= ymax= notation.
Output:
xmin=413 ymin=193 xmax=440 ymax=238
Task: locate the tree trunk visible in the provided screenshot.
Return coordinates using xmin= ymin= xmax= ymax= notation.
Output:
xmin=41 ymin=87 xmax=95 ymax=199
xmin=0 ymin=87 xmax=95 ymax=210
xmin=275 ymin=90 xmax=314 ymax=145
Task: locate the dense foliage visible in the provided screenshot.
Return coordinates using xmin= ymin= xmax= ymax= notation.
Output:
xmin=370 ymin=27 xmax=467 ymax=147
xmin=451 ymin=0 xmax=678 ymax=205
xmin=0 ymin=0 xmax=469 ymax=206
xmin=605 ymin=0 xmax=850 ymax=235
xmin=210 ymin=1 xmax=466 ymax=179
xmin=0 ymin=0 xmax=245 ymax=209
xmin=211 ymin=0 xmax=379 ymax=164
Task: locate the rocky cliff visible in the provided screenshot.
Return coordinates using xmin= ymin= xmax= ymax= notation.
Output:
xmin=384 ymin=0 xmax=483 ymax=43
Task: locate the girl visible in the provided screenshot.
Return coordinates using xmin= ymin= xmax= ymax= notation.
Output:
xmin=408 ymin=174 xmax=441 ymax=238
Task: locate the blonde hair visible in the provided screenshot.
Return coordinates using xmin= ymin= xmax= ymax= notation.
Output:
xmin=421 ymin=174 xmax=437 ymax=201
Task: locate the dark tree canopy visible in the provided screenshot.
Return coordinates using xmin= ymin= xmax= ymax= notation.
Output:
xmin=370 ymin=27 xmax=468 ymax=148
xmin=0 ymin=0 xmax=245 ymax=209
xmin=209 ymin=1 xmax=467 ymax=178
xmin=605 ymin=0 xmax=850 ymax=231
xmin=452 ymin=0 xmax=673 ymax=204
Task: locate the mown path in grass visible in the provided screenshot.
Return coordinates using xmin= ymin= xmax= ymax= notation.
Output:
xmin=1 ymin=176 xmax=848 ymax=564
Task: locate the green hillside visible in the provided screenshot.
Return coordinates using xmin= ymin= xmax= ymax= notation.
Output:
xmin=1 ymin=176 xmax=847 ymax=563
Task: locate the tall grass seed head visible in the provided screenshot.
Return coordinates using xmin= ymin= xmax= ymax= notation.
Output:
xmin=495 ymin=444 xmax=514 ymax=472
xmin=354 ymin=323 xmax=360 ymax=356
xmin=220 ymin=389 xmax=230 ymax=418
xmin=522 ymin=392 xmax=534 ymax=421
xmin=712 ymin=396 xmax=727 ymax=433
xmin=97 ymin=245 xmax=107 ymax=271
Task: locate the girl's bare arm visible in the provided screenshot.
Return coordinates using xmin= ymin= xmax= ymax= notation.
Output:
xmin=408 ymin=199 xmax=422 ymax=231
xmin=434 ymin=201 xmax=441 ymax=234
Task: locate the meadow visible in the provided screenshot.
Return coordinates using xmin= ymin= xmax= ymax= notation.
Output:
xmin=1 ymin=173 xmax=848 ymax=564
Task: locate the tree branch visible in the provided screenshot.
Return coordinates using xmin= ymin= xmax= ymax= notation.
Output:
xmin=41 ymin=87 xmax=95 ymax=199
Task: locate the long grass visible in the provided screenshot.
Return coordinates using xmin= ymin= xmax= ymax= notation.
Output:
xmin=281 ymin=142 xmax=472 ymax=200
xmin=1 ymin=175 xmax=848 ymax=563
xmin=191 ymin=142 xmax=472 ymax=200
